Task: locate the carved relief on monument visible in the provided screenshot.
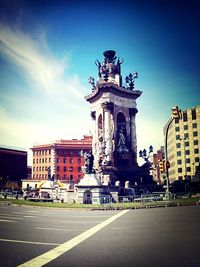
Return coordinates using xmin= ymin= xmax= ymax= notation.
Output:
xmin=109 ymin=95 xmax=136 ymax=108
xmin=115 ymin=112 xmax=129 ymax=155
xmin=97 ymin=114 xmax=104 ymax=156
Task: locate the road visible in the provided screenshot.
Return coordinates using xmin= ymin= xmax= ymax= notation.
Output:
xmin=0 ymin=205 xmax=199 ymax=267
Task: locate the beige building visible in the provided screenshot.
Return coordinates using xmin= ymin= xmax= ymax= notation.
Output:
xmin=164 ymin=105 xmax=200 ymax=183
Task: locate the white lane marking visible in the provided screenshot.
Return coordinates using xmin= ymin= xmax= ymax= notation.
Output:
xmin=23 ymin=215 xmax=39 ymax=218
xmin=17 ymin=210 xmax=129 ymax=267
xmin=0 ymin=219 xmax=16 ymax=222
xmin=25 ymin=211 xmax=40 ymax=213
xmin=59 ymin=221 xmax=102 ymax=224
xmin=111 ymin=227 xmax=128 ymax=230
xmin=36 ymin=227 xmax=84 ymax=232
xmin=11 ymin=214 xmax=38 ymax=215
xmin=0 ymin=238 xmax=60 ymax=246
xmin=0 ymin=216 xmax=23 ymax=220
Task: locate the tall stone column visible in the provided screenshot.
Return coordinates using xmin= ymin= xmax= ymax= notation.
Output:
xmin=101 ymin=102 xmax=114 ymax=165
xmin=90 ymin=111 xmax=96 ymax=150
xmin=129 ymin=108 xmax=138 ymax=165
xmin=90 ymin=111 xmax=97 ymax=167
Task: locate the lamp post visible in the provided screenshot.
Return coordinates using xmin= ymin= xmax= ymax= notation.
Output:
xmin=88 ymin=76 xmax=95 ymax=90
xmin=125 ymin=72 xmax=138 ymax=90
xmin=139 ymin=145 xmax=153 ymax=163
xmin=139 ymin=146 xmax=153 ymax=185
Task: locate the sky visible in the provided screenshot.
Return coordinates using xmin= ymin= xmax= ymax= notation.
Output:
xmin=0 ymin=0 xmax=200 ymax=165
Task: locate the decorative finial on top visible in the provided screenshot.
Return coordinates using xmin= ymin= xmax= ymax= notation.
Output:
xmin=103 ymin=50 xmax=116 ymax=64
xmin=95 ymin=50 xmax=123 ymax=86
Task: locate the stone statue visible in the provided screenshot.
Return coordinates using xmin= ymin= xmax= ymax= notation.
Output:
xmin=116 ymin=57 xmax=123 ymax=75
xmin=84 ymin=151 xmax=94 ymax=174
xmin=117 ymin=127 xmax=129 ymax=153
xmin=95 ymin=59 xmax=102 ymax=78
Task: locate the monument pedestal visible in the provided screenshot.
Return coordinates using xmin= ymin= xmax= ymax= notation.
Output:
xmin=76 ymin=174 xmax=110 ymax=204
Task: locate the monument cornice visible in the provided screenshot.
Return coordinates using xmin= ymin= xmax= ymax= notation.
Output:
xmin=85 ymin=82 xmax=142 ymax=103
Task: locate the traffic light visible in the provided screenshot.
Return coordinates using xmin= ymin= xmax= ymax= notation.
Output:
xmin=171 ymin=106 xmax=182 ymax=120
xmin=158 ymin=160 xmax=164 ymax=173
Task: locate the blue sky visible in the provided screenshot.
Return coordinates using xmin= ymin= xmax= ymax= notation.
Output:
xmin=0 ymin=0 xmax=199 ymax=164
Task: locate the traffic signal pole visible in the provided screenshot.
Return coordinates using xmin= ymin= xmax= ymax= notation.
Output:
xmin=165 ymin=106 xmax=181 ymax=201
xmin=164 ymin=118 xmax=173 ymax=202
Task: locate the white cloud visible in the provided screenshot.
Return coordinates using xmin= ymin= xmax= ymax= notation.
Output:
xmin=0 ymin=25 xmax=86 ymax=99
xmin=0 ymin=25 xmax=165 ymax=167
xmin=0 ymin=25 xmax=91 ymax=164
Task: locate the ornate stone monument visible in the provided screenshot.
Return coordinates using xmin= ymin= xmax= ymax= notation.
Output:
xmin=76 ymin=151 xmax=110 ymax=204
xmin=85 ymin=50 xmax=142 ymax=186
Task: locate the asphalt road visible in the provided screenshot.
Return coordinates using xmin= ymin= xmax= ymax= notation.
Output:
xmin=0 ymin=205 xmax=199 ymax=267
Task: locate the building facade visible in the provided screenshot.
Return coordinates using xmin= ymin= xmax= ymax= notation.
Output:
xmin=0 ymin=147 xmax=27 ymax=188
xmin=31 ymin=135 xmax=92 ymax=182
xmin=152 ymin=146 xmax=165 ymax=184
xmin=164 ymin=106 xmax=200 ymax=183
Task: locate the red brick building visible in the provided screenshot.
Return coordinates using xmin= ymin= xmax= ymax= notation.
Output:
xmin=31 ymin=135 xmax=92 ymax=182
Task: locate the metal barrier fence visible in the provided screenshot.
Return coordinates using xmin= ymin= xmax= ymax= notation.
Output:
xmin=80 ymin=193 xmax=171 ymax=205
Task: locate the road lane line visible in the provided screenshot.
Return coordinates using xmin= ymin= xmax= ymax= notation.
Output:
xmin=36 ymin=227 xmax=85 ymax=232
xmin=23 ymin=215 xmax=39 ymax=218
xmin=0 ymin=216 xmax=23 ymax=220
xmin=0 ymin=219 xmax=16 ymax=222
xmin=0 ymin=238 xmax=60 ymax=246
xmin=17 ymin=210 xmax=129 ymax=267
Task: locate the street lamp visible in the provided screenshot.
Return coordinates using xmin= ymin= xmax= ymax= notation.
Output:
xmin=125 ymin=72 xmax=138 ymax=90
xmin=139 ymin=145 xmax=153 ymax=162
xmin=88 ymin=76 xmax=95 ymax=90
xmin=139 ymin=146 xmax=153 ymax=185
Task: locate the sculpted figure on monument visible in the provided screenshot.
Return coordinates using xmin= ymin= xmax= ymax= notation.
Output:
xmin=116 ymin=127 xmax=129 ymax=154
xmin=95 ymin=59 xmax=102 ymax=78
xmin=84 ymin=151 xmax=94 ymax=174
